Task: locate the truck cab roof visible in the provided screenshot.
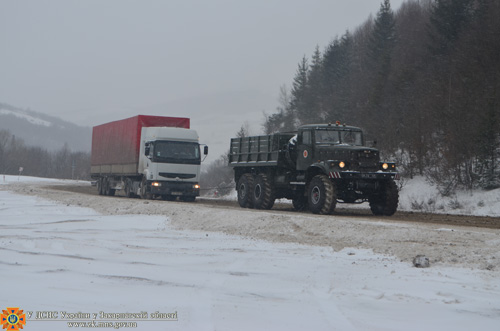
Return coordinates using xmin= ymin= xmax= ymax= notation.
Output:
xmin=298 ymin=123 xmax=362 ymax=131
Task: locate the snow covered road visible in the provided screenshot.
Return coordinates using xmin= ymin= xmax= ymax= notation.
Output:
xmin=1 ymin=178 xmax=500 ymax=330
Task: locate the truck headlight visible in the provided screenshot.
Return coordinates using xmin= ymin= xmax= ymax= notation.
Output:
xmin=152 ymin=182 xmax=161 ymax=187
xmin=194 ymin=184 xmax=200 ymax=189
xmin=380 ymin=162 xmax=396 ymax=171
xmin=331 ymin=161 xmax=348 ymax=169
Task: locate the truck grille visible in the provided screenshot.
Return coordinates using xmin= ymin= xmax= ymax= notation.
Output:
xmin=159 ymin=173 xmax=196 ymax=179
xmin=356 ymin=150 xmax=379 ymax=169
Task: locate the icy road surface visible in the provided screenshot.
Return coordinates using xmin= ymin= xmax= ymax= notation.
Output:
xmin=1 ymin=177 xmax=500 ymax=330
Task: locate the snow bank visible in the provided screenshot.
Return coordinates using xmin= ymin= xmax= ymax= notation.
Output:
xmin=0 ymin=174 xmax=85 ymax=186
xmin=399 ymin=176 xmax=500 ymax=217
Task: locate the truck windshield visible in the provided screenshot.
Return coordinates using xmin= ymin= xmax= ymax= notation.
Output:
xmin=153 ymin=141 xmax=201 ymax=165
xmin=315 ymin=129 xmax=363 ymax=146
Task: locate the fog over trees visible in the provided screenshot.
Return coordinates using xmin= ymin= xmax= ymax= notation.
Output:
xmin=0 ymin=129 xmax=90 ymax=180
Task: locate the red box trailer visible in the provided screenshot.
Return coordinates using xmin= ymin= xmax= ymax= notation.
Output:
xmin=91 ymin=115 xmax=190 ymax=173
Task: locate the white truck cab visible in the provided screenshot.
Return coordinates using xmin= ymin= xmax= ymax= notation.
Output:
xmin=138 ymin=127 xmax=207 ymax=201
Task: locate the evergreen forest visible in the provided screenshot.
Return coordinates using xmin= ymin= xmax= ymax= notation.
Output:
xmin=262 ymin=0 xmax=500 ymax=191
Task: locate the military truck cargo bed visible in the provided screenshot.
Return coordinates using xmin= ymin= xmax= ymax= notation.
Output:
xmin=228 ymin=133 xmax=295 ymax=167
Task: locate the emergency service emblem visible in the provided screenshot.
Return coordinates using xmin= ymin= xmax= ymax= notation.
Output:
xmin=1 ymin=307 xmax=26 ymax=330
xmin=303 ymin=150 xmax=308 ymax=158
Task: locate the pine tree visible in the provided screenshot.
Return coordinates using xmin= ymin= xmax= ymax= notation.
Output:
xmin=305 ymin=45 xmax=325 ymax=122
xmin=322 ymin=32 xmax=353 ymax=123
xmin=290 ymin=56 xmax=309 ymax=125
xmin=236 ymin=122 xmax=250 ymax=138
xmin=368 ymin=0 xmax=396 ymax=106
xmin=370 ymin=0 xmax=396 ymax=60
xmin=363 ymin=0 xmax=397 ymax=137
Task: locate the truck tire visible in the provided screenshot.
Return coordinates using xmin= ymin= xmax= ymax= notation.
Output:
xmin=104 ymin=178 xmax=115 ymax=196
xmin=253 ymin=173 xmax=275 ymax=210
xmin=237 ymin=173 xmax=254 ymax=208
xmin=292 ymin=194 xmax=307 ymax=211
xmin=97 ymin=178 xmax=104 ymax=195
xmin=100 ymin=177 xmax=115 ymax=196
xmin=125 ymin=179 xmax=135 ymax=198
xmin=308 ymin=174 xmax=336 ymax=215
xmin=139 ymin=178 xmax=152 ymax=200
xmin=369 ymin=179 xmax=399 ymax=216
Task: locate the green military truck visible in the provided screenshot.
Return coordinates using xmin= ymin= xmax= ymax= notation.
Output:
xmin=228 ymin=122 xmax=399 ymax=215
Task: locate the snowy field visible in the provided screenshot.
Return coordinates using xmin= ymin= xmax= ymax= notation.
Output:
xmin=1 ymin=175 xmax=500 ymax=330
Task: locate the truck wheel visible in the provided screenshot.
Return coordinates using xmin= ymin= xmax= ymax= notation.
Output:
xmin=308 ymin=174 xmax=336 ymax=215
xmin=106 ymin=184 xmax=116 ymax=196
xmin=237 ymin=174 xmax=254 ymax=208
xmin=253 ymin=173 xmax=275 ymax=210
xmin=140 ymin=178 xmax=152 ymax=200
xmin=97 ymin=178 xmax=104 ymax=195
xmin=125 ymin=179 xmax=135 ymax=198
xmin=103 ymin=178 xmax=115 ymax=196
xmin=369 ymin=179 xmax=399 ymax=216
xmin=292 ymin=194 xmax=307 ymax=211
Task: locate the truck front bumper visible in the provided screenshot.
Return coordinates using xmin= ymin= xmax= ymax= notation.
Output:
xmin=328 ymin=171 xmax=400 ymax=180
xmin=148 ymin=180 xmax=200 ymax=197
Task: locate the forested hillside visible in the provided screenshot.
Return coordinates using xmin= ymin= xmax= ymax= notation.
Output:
xmin=263 ymin=0 xmax=500 ymax=191
xmin=0 ymin=129 xmax=90 ymax=180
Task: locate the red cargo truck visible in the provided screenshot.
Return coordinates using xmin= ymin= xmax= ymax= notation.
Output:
xmin=91 ymin=115 xmax=208 ymax=201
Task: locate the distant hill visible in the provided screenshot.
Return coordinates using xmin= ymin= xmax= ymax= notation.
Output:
xmin=0 ymin=102 xmax=91 ymax=152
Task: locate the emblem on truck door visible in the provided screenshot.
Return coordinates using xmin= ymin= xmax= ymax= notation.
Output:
xmin=303 ymin=150 xmax=308 ymax=158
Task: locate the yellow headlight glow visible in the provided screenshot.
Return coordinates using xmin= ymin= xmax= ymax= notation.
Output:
xmin=339 ymin=161 xmax=346 ymax=168
xmin=382 ymin=163 xmax=389 ymax=170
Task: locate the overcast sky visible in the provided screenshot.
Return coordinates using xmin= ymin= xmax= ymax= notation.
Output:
xmin=1 ymin=0 xmax=405 ymax=159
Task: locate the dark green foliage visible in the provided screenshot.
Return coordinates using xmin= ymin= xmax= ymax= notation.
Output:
xmin=365 ymin=0 xmax=397 ymax=132
xmin=305 ymin=45 xmax=326 ymax=122
xmin=322 ymin=32 xmax=353 ymax=123
xmin=290 ymin=56 xmax=310 ymax=124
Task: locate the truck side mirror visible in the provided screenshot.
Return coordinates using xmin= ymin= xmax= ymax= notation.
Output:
xmin=204 ymin=145 xmax=209 ymax=155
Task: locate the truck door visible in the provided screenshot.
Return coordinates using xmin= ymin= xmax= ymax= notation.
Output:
xmin=297 ymin=129 xmax=313 ymax=171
